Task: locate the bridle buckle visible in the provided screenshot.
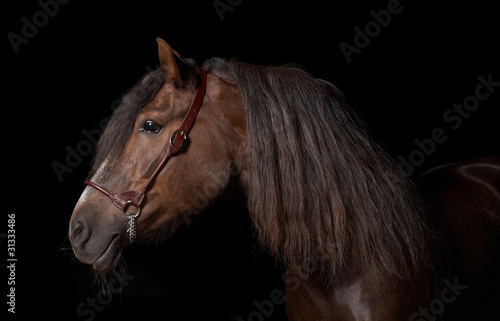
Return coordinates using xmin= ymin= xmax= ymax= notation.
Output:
xmin=169 ymin=130 xmax=188 ymax=150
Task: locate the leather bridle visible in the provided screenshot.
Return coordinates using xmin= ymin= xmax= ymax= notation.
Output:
xmin=85 ymin=67 xmax=207 ymax=244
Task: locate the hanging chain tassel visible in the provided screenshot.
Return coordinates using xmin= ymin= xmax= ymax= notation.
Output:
xmin=124 ymin=204 xmax=140 ymax=245
xmin=126 ymin=215 xmax=137 ymax=244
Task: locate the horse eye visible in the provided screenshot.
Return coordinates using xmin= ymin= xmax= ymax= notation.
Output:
xmin=141 ymin=120 xmax=161 ymax=133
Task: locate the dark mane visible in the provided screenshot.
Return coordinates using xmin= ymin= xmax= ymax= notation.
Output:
xmin=89 ymin=68 xmax=167 ymax=179
xmin=203 ymin=58 xmax=428 ymax=281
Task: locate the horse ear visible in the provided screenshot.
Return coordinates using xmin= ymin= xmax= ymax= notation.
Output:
xmin=156 ymin=37 xmax=182 ymax=86
xmin=172 ymin=48 xmax=183 ymax=60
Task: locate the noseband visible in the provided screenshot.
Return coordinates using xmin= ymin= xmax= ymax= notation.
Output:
xmin=85 ymin=67 xmax=207 ymax=244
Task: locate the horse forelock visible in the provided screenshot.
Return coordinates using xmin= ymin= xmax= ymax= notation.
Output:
xmin=204 ymin=58 xmax=428 ymax=282
xmin=88 ymin=68 xmax=168 ymax=180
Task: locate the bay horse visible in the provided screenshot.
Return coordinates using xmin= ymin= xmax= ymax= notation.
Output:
xmin=69 ymin=38 xmax=500 ymax=320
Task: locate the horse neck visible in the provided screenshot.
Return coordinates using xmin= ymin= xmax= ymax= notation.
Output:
xmin=205 ymin=73 xmax=249 ymax=201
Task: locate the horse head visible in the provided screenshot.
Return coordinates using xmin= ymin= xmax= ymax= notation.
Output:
xmin=69 ymin=38 xmax=247 ymax=272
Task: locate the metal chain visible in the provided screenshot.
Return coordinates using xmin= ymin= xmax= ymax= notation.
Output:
xmin=126 ymin=215 xmax=137 ymax=244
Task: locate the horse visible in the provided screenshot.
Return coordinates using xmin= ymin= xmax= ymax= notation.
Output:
xmin=69 ymin=38 xmax=500 ymax=320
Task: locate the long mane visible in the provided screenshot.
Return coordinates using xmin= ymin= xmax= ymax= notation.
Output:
xmin=204 ymin=58 xmax=428 ymax=281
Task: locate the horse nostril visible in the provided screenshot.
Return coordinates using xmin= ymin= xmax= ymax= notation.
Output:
xmin=72 ymin=221 xmax=83 ymax=236
xmin=70 ymin=220 xmax=90 ymax=249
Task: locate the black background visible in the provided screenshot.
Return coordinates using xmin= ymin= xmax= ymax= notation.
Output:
xmin=2 ymin=0 xmax=499 ymax=320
